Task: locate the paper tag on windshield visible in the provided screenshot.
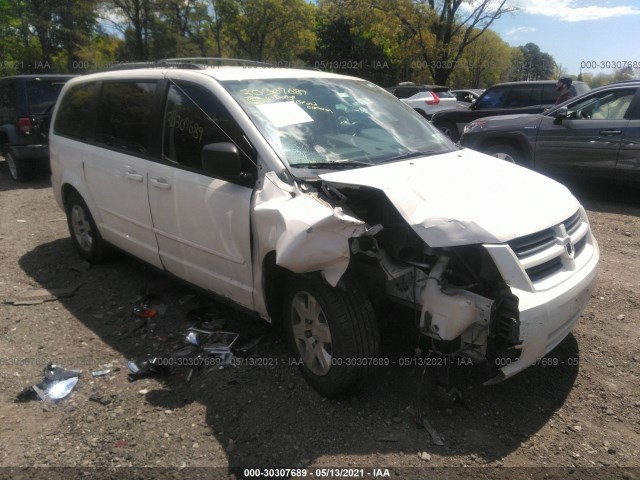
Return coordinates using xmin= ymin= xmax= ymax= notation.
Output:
xmin=256 ymin=101 xmax=314 ymax=128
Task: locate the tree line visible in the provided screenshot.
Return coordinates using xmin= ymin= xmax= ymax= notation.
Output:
xmin=0 ymin=0 xmax=626 ymax=88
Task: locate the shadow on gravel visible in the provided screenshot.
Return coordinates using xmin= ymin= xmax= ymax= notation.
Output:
xmin=554 ymin=177 xmax=640 ymax=217
xmin=18 ymin=237 xmax=580 ymax=471
xmin=0 ymin=159 xmax=51 ymax=192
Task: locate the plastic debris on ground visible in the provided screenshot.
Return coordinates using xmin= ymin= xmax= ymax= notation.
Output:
xmin=127 ymin=322 xmax=265 ymax=382
xmin=187 ymin=306 xmax=227 ymax=331
xmin=127 ymin=356 xmax=170 ymax=381
xmin=16 ymin=364 xmax=81 ymax=403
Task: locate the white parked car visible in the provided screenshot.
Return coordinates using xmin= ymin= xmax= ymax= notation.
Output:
xmin=50 ymin=59 xmax=599 ymax=397
xmin=388 ymin=82 xmax=459 ymax=119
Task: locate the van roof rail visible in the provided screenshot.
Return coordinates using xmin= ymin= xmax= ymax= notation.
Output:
xmin=105 ymin=58 xmax=273 ymax=71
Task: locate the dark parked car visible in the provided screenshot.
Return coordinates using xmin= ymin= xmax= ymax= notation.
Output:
xmin=388 ymin=82 xmax=458 ymax=118
xmin=460 ymin=80 xmax=640 ymax=185
xmin=431 ymin=80 xmax=591 ymax=141
xmin=0 ymin=75 xmax=75 ymax=181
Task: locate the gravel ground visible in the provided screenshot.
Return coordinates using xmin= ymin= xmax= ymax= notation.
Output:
xmin=0 ymin=159 xmax=638 ymax=480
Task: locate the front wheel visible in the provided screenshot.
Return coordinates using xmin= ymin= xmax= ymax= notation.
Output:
xmin=65 ymin=191 xmax=110 ymax=263
xmin=284 ymin=275 xmax=380 ymax=398
xmin=484 ymin=144 xmax=524 ymax=165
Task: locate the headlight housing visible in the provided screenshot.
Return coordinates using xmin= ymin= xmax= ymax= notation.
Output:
xmin=463 ymin=120 xmax=487 ymax=135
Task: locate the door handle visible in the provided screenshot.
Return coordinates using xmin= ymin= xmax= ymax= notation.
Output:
xmin=125 ymin=170 xmax=144 ymax=182
xmin=599 ymin=130 xmax=622 ymax=136
xmin=149 ymin=177 xmax=172 ymax=190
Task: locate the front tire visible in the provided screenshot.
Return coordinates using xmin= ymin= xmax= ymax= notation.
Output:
xmin=484 ymin=144 xmax=524 ymax=165
xmin=65 ymin=191 xmax=110 ymax=263
xmin=284 ymin=275 xmax=380 ymax=398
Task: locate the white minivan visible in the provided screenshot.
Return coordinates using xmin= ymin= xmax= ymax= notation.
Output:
xmin=50 ymin=59 xmax=599 ymax=397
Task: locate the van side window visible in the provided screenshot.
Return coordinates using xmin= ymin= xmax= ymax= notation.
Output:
xmin=476 ymin=86 xmax=509 ymax=108
xmin=95 ymin=82 xmax=157 ymax=154
xmin=162 ymin=83 xmax=255 ymax=174
xmin=54 ymin=82 xmax=96 ymax=140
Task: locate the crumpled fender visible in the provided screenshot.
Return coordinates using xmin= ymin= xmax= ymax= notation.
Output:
xmin=253 ymin=172 xmax=367 ymax=286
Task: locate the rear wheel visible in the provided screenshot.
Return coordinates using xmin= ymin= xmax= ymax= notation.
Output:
xmin=435 ymin=121 xmax=459 ymax=142
xmin=65 ymin=191 xmax=110 ymax=263
xmin=284 ymin=275 xmax=380 ymax=398
xmin=4 ymin=149 xmax=30 ymax=182
xmin=484 ymin=144 xmax=524 ymax=165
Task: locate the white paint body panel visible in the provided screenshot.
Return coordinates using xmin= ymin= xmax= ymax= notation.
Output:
xmin=84 ymin=148 xmax=163 ymax=268
xmin=147 ymin=162 xmax=254 ymax=307
xmin=320 ymin=149 xmax=579 ymax=246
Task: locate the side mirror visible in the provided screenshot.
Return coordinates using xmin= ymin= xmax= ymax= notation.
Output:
xmin=201 ymin=142 xmax=251 ymax=183
xmin=554 ymin=106 xmax=568 ymax=125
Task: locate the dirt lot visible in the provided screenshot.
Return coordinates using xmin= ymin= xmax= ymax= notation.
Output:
xmin=0 ymin=159 xmax=639 ymax=480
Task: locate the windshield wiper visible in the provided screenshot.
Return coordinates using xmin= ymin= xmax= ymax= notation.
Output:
xmin=380 ymin=150 xmax=444 ymax=164
xmin=290 ymin=160 xmax=372 ymax=169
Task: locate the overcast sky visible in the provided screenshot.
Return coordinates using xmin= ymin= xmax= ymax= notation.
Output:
xmin=489 ymin=0 xmax=640 ymax=76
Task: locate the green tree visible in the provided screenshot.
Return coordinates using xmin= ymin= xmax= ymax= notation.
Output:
xmin=360 ymin=0 xmax=517 ymax=85
xmin=511 ymin=43 xmax=556 ymax=80
xmin=107 ymin=0 xmax=153 ymax=60
xmin=450 ymin=28 xmax=512 ymax=87
xmin=220 ymin=0 xmax=316 ymax=61
xmin=76 ymin=34 xmax=124 ymax=71
xmin=311 ymin=1 xmax=400 ymax=85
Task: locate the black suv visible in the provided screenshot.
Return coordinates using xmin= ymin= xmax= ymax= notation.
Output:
xmin=459 ymin=81 xmax=640 ymax=185
xmin=431 ymin=80 xmax=590 ymax=141
xmin=0 ymin=75 xmax=75 ymax=181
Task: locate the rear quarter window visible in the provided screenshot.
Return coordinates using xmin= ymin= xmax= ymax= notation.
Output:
xmin=541 ymin=84 xmax=559 ymax=104
xmin=394 ymin=87 xmax=420 ymax=98
xmin=54 ymin=82 xmax=97 ymax=140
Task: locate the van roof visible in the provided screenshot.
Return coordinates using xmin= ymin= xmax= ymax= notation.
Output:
xmin=67 ymin=66 xmax=356 ymax=84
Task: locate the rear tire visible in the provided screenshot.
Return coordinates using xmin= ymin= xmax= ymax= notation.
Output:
xmin=484 ymin=144 xmax=524 ymax=165
xmin=284 ymin=275 xmax=380 ymax=398
xmin=4 ymin=149 xmax=31 ymax=182
xmin=65 ymin=191 xmax=110 ymax=263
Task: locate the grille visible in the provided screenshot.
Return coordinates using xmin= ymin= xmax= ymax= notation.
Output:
xmin=526 ymin=257 xmax=563 ymax=283
xmin=509 ymin=229 xmax=556 ymax=258
xmin=508 ymin=209 xmax=589 ymax=284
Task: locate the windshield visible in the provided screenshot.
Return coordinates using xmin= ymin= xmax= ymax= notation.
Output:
xmin=222 ymin=77 xmax=455 ymax=170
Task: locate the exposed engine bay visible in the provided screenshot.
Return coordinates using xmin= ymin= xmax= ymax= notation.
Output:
xmin=316 ymin=180 xmax=523 ymax=373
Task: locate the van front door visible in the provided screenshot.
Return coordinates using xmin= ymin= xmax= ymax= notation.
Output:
xmin=147 ymin=82 xmax=255 ymax=308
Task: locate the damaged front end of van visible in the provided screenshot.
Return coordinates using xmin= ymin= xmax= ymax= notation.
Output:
xmin=252 ymin=152 xmax=599 ymax=395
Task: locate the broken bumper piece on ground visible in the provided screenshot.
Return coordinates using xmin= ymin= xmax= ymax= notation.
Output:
xmin=128 ymin=326 xmax=247 ymax=381
xmin=16 ymin=364 xmax=81 ymax=403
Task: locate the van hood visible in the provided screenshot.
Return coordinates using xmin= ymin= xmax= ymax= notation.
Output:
xmin=319 ymin=149 xmax=579 ymax=247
